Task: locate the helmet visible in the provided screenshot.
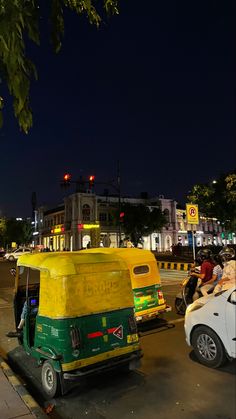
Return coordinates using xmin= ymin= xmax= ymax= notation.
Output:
xmin=196 ymin=248 xmax=212 ymax=263
xmin=219 ymin=246 xmax=235 ymax=262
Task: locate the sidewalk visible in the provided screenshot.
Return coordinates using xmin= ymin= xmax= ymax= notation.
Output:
xmin=0 ymin=355 xmax=47 ymax=419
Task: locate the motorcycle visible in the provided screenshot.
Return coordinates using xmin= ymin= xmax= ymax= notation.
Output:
xmin=175 ymin=266 xmax=202 ymax=315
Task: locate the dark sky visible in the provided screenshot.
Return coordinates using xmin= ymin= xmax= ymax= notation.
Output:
xmin=0 ymin=0 xmax=235 ymax=218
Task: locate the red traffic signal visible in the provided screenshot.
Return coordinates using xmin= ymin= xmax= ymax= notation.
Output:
xmin=63 ymin=173 xmax=71 ymax=182
xmin=89 ymin=175 xmax=95 ymax=188
xmin=119 ymin=212 xmax=125 ymax=222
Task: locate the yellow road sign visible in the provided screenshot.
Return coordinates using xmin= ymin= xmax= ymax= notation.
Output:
xmin=186 ymin=204 xmax=199 ymax=225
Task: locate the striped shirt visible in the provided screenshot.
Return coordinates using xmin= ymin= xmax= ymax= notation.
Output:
xmin=212 ymin=264 xmax=223 ymax=285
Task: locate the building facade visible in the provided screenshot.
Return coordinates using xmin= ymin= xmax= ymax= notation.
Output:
xmin=35 ymin=191 xmax=234 ymax=252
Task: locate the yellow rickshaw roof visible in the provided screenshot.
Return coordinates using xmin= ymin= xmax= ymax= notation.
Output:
xmin=17 ymin=251 xmax=128 ymax=276
xmin=80 ymin=248 xmax=157 ymax=264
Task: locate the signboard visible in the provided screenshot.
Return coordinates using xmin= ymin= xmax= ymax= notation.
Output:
xmin=186 ymin=204 xmax=199 ymax=225
xmin=187 ymin=231 xmax=196 ymax=247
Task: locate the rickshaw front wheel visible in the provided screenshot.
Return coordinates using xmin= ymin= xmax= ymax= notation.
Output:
xmin=41 ymin=360 xmax=61 ymax=398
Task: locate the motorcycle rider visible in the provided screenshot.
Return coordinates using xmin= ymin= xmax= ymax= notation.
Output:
xmin=200 ymin=254 xmax=223 ymax=296
xmin=186 ymin=248 xmax=214 ymax=303
xmin=214 ymin=246 xmax=236 ymax=294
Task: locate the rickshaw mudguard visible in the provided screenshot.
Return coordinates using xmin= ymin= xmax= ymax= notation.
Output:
xmin=31 ymin=345 xmax=63 ymax=372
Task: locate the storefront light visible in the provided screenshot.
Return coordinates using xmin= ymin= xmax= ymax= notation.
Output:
xmin=78 ymin=223 xmax=100 ymax=230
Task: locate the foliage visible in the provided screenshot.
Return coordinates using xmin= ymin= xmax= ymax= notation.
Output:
xmin=120 ymin=203 xmax=168 ymax=246
xmin=0 ymin=0 xmax=119 ymax=133
xmin=0 ymin=217 xmax=6 ymax=247
xmin=3 ymin=218 xmax=32 ymax=247
xmin=187 ymin=170 xmax=236 ymax=231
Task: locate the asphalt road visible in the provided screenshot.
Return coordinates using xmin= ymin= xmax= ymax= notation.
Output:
xmin=0 ymin=260 xmax=235 ymax=419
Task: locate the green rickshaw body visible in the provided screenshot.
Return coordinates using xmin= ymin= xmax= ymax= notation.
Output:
xmin=16 ymin=252 xmax=141 ymax=395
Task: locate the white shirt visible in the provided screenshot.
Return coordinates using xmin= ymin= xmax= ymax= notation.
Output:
xmin=221 ymin=260 xmax=236 ymax=290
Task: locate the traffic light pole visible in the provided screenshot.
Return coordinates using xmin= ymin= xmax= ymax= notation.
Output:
xmin=61 ymin=166 xmax=122 ymax=247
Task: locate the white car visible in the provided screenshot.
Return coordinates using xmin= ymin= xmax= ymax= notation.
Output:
xmin=184 ymin=286 xmax=236 ymax=368
xmin=4 ymin=247 xmax=32 ymax=262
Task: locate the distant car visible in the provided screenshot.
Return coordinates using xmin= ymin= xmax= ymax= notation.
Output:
xmin=4 ymin=247 xmax=32 ymax=262
xmin=184 ymin=286 xmax=236 ymax=368
xmin=0 ymin=248 xmax=5 ymax=258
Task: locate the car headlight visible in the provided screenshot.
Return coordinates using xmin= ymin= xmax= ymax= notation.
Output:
xmin=186 ymin=303 xmax=204 ymax=314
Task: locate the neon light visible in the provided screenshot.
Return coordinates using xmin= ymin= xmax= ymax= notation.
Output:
xmin=51 ymin=225 xmax=65 ymax=234
xmin=78 ymin=223 xmax=100 ymax=230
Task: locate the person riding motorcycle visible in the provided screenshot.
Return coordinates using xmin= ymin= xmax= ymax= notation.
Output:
xmin=213 ymin=246 xmax=236 ymax=294
xmin=186 ymin=248 xmax=214 ymax=303
xmin=200 ymin=254 xmax=223 ymax=297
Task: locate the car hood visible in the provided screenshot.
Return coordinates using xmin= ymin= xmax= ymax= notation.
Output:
xmin=187 ymin=287 xmax=236 ymax=312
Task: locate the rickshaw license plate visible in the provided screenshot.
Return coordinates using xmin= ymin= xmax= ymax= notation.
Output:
xmin=127 ymin=334 xmax=139 ymax=343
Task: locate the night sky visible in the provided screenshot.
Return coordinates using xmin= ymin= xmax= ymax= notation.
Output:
xmin=0 ymin=0 xmax=235 ymax=218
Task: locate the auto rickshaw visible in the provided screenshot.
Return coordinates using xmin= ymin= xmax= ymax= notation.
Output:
xmin=12 ymin=252 xmax=142 ymax=397
xmin=80 ymin=248 xmax=171 ymax=323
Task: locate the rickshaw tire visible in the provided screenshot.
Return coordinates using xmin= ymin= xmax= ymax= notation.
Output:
xmin=41 ymin=360 xmax=61 ymax=398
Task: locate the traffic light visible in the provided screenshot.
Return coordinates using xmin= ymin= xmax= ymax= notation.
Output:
xmin=119 ymin=212 xmax=125 ymax=222
xmin=89 ymin=175 xmax=95 ymax=189
xmin=61 ymin=173 xmax=71 ymax=188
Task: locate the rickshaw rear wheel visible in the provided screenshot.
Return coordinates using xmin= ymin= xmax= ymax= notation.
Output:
xmin=41 ymin=360 xmax=61 ymax=398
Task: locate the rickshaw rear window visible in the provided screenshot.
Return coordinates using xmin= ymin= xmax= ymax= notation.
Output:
xmin=133 ymin=265 xmax=149 ymax=275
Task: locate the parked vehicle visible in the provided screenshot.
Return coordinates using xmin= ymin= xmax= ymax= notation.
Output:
xmin=80 ymin=248 xmax=171 ymax=323
xmin=184 ymin=286 xmax=236 ymax=368
xmin=11 ymin=252 xmax=142 ymax=397
xmin=4 ymin=247 xmax=31 ymax=261
xmin=0 ymin=247 xmax=5 ymax=258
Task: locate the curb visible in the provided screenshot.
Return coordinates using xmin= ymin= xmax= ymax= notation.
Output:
xmin=0 ymin=355 xmax=47 ymax=419
xmin=156 ymin=261 xmax=192 ymax=271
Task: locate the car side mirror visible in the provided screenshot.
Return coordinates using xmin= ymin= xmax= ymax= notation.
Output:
xmin=229 ymin=290 xmax=236 ymax=305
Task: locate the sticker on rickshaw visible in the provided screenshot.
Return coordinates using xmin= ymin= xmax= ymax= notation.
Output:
xmin=113 ymin=325 xmax=123 ymax=339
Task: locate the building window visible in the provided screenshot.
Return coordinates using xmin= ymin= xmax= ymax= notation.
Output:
xmin=82 ymin=204 xmax=91 ymax=221
xmin=99 ymin=212 xmax=107 ymax=222
xmin=164 ymin=208 xmax=170 ymax=223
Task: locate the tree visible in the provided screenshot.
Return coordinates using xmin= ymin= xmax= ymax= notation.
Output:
xmin=0 ymin=217 xmax=6 ymax=247
xmin=0 ymin=0 xmax=119 ymax=133
xmin=120 ymin=203 xmax=168 ymax=247
xmin=4 ymin=218 xmax=32 ymax=247
xmin=187 ymin=170 xmax=236 ymax=231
